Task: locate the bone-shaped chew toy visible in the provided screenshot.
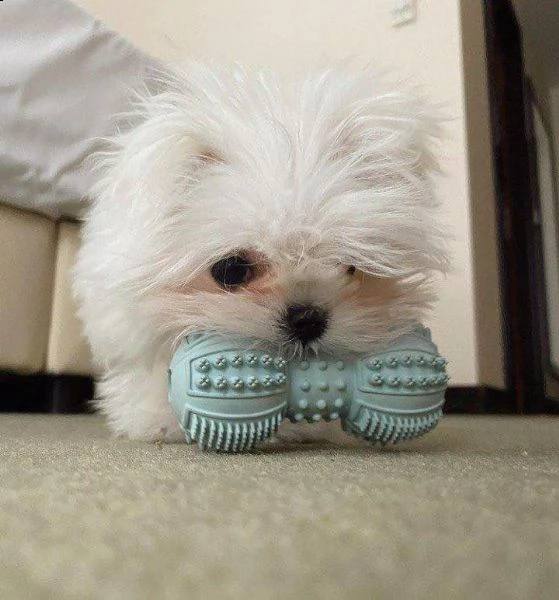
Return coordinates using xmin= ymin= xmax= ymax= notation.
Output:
xmin=168 ymin=326 xmax=448 ymax=452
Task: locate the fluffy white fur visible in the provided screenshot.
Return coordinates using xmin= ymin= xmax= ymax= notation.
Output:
xmin=74 ymin=63 xmax=448 ymax=441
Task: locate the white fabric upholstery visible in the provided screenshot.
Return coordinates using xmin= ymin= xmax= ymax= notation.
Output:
xmin=0 ymin=0 xmax=155 ymax=219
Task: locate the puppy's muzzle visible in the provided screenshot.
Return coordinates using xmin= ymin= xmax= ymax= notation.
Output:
xmin=283 ymin=304 xmax=329 ymax=345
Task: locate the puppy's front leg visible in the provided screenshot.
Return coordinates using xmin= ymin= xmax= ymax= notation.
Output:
xmin=96 ymin=362 xmax=183 ymax=442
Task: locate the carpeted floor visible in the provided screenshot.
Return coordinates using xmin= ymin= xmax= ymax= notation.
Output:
xmin=0 ymin=414 xmax=558 ymax=600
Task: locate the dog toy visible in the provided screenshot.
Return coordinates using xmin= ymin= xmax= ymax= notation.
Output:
xmin=168 ymin=326 xmax=448 ymax=452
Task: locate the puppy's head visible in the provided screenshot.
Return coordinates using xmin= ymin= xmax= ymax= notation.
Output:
xmin=91 ymin=64 xmax=448 ymax=357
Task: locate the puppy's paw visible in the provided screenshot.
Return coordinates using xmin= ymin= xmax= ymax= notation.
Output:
xmin=96 ymin=366 xmax=183 ymax=442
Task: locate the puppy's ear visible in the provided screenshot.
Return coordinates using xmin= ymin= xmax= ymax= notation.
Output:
xmin=198 ymin=149 xmax=224 ymax=165
xmin=90 ymin=68 xmax=229 ymax=205
xmin=298 ymin=67 xmax=448 ymax=278
xmin=302 ymin=68 xmax=442 ymax=181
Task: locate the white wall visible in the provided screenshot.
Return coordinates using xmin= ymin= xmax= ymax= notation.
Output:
xmin=533 ymin=104 xmax=559 ymax=373
xmin=512 ymin=0 xmax=558 ymax=118
xmin=552 ymin=86 xmax=559 ymax=214
xmin=547 ymin=84 xmax=559 ymax=398
xmin=78 ymin=0 xmax=479 ymax=385
xmin=547 ymin=85 xmax=559 ymax=398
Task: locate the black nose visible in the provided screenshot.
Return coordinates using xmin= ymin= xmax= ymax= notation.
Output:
xmin=284 ymin=305 xmax=329 ymax=344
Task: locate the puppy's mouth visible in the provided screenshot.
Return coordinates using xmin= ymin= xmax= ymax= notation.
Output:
xmin=277 ymin=304 xmax=329 ymax=350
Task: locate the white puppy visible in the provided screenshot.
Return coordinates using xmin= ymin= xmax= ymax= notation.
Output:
xmin=74 ymin=63 xmax=447 ymax=441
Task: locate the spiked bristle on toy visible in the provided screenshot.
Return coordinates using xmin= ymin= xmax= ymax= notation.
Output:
xmin=168 ymin=326 xmax=448 ymax=452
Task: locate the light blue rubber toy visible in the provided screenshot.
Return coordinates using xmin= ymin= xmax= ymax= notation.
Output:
xmin=168 ymin=326 xmax=448 ymax=452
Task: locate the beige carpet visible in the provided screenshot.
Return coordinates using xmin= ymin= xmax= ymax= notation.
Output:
xmin=0 ymin=414 xmax=558 ymax=600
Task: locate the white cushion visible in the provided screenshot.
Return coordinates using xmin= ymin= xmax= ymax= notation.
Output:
xmin=46 ymin=222 xmax=95 ymax=376
xmin=0 ymin=204 xmax=57 ymax=372
xmin=0 ymin=0 xmax=155 ymax=219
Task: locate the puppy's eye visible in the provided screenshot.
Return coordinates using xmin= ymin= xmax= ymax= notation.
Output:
xmin=347 ymin=265 xmax=356 ymax=276
xmin=211 ymin=255 xmax=254 ymax=289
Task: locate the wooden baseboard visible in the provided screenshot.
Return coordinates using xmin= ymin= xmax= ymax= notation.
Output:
xmin=0 ymin=372 xmax=94 ymax=413
xmin=444 ymin=386 xmax=559 ymax=414
xmin=444 ymin=386 xmax=516 ymax=413
xmin=2 ymin=376 xmax=558 ymax=415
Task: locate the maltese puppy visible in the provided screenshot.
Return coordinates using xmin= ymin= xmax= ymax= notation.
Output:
xmin=74 ymin=63 xmax=447 ymax=441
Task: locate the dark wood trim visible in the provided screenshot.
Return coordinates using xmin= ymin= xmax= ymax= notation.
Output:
xmin=444 ymin=386 xmax=515 ymax=414
xmin=483 ymin=0 xmax=547 ymax=412
xmin=0 ymin=372 xmax=94 ymax=413
xmin=444 ymin=386 xmax=559 ymax=414
xmin=2 ymin=376 xmax=558 ymax=416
